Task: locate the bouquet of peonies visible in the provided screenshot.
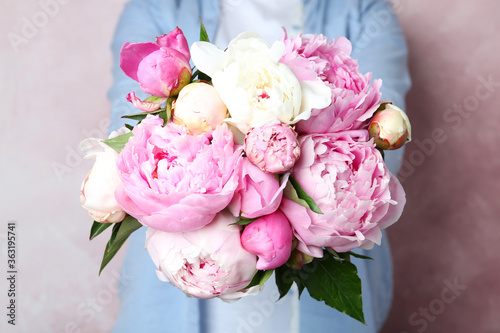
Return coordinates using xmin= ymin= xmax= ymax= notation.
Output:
xmin=80 ymin=23 xmax=411 ymax=323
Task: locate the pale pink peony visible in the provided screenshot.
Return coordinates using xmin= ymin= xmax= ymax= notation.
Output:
xmin=120 ymin=28 xmax=191 ymax=98
xmin=280 ymin=33 xmax=381 ymax=135
xmin=228 ymin=158 xmax=289 ymax=219
xmin=240 ymin=210 xmax=293 ymax=270
xmin=115 ymin=115 xmax=241 ymax=233
xmin=80 ymin=128 xmax=128 ymax=223
xmin=172 ymin=82 xmax=228 ymax=135
xmin=146 ymin=210 xmax=259 ymax=301
xmin=280 ymin=131 xmax=406 ymax=257
xmin=244 ymin=119 xmax=300 ymax=174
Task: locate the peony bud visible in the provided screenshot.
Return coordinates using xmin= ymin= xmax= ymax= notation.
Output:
xmin=172 ymin=82 xmax=228 ymax=135
xmin=368 ymin=103 xmax=411 ymax=150
xmin=245 ymin=119 xmax=300 ymax=174
xmin=240 ymin=210 xmax=293 ymax=270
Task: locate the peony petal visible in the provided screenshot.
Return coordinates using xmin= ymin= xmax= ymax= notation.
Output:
xmin=191 ymin=41 xmax=225 ymax=77
xmin=126 ymin=92 xmax=166 ymax=112
xmin=156 ymin=27 xmax=190 ymax=62
xmin=120 ymin=41 xmax=160 ymax=81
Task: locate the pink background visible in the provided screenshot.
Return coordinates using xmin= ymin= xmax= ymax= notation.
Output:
xmin=1 ymin=1 xmax=499 ymax=332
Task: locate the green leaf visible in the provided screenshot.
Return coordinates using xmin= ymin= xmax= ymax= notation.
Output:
xmin=230 ymin=217 xmax=257 ymax=226
xmin=144 ymin=95 xmax=166 ymax=104
xmin=121 ymin=109 xmax=163 ymax=121
xmin=244 ymin=269 xmax=274 ymax=289
xmin=259 ymin=269 xmax=274 ymax=288
xmin=199 ymin=19 xmax=210 ymax=42
xmin=327 ymin=248 xmax=344 ymax=260
xmin=108 ymin=222 xmax=121 ymax=248
xmin=299 ymin=250 xmax=365 ymax=324
xmin=125 ymin=124 xmax=134 ymax=131
xmin=274 ymin=265 xmax=294 ymax=300
xmin=89 ymin=221 xmax=112 ymax=240
xmin=102 ymin=132 xmax=134 ymax=153
xmin=159 ymin=97 xmax=173 ymax=126
xmin=191 ymin=69 xmax=212 ymax=84
xmin=346 ymin=251 xmax=374 ymax=261
xmin=284 ymin=177 xmax=323 ymax=214
xmin=99 ymin=216 xmax=142 ymax=275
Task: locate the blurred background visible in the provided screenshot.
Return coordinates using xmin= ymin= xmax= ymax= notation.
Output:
xmin=1 ymin=0 xmax=499 ymax=332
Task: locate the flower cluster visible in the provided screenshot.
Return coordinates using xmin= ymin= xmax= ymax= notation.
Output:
xmin=81 ymin=26 xmax=411 ymax=311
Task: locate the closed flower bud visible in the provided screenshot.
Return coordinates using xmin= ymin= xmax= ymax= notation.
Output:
xmin=368 ymin=103 xmax=411 ymax=150
xmin=240 ymin=210 xmax=293 ymax=270
xmin=172 ymin=82 xmax=228 ymax=135
xmin=245 ymin=119 xmax=300 ymax=174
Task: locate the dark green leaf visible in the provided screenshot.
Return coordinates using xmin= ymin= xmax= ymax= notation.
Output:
xmin=198 ymin=71 xmax=212 ymax=84
xmin=346 ymin=251 xmax=374 ymax=261
xmin=125 ymin=124 xmax=134 ymax=131
xmin=285 ymin=177 xmax=323 ymax=214
xmin=121 ymin=109 xmax=162 ymax=121
xmin=199 ymin=19 xmax=210 ymax=42
xmin=99 ymin=236 xmax=128 ymax=276
xmin=112 ymin=216 xmax=142 ymax=247
xmin=191 ymin=69 xmax=212 ymax=84
xmin=299 ymin=250 xmax=365 ymax=324
xmin=99 ymin=216 xmax=143 ymax=274
xmin=121 ymin=114 xmax=148 ymax=121
xmin=89 ymin=221 xmax=112 ymax=240
xmin=108 ymin=222 xmax=121 ymax=248
xmin=102 ymin=132 xmax=134 ymax=153
xmin=275 ymin=265 xmax=295 ymax=300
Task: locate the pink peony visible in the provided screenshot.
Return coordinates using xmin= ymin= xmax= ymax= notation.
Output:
xmin=115 ymin=115 xmax=241 ymax=233
xmin=228 ymin=158 xmax=288 ymax=219
xmin=240 ymin=210 xmax=293 ymax=270
xmin=280 ymin=131 xmax=406 ymax=257
xmin=146 ymin=210 xmax=259 ymax=301
xmin=280 ymin=33 xmax=381 ymax=135
xmin=120 ymin=28 xmax=191 ymax=98
xmin=244 ymin=119 xmax=300 ymax=174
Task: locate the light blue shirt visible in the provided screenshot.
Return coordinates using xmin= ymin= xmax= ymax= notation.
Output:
xmin=108 ymin=1 xmax=411 ymax=332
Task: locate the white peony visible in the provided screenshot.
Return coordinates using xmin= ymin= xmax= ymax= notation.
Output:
xmin=191 ymin=32 xmax=331 ymax=134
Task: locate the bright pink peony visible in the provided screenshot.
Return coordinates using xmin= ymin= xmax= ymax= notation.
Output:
xmin=280 ymin=131 xmax=406 ymax=257
xmin=228 ymin=158 xmax=288 ymax=219
xmin=115 ymin=115 xmax=241 ymax=233
xmin=280 ymin=33 xmax=381 ymax=134
xmin=120 ymin=28 xmax=192 ymax=98
xmin=240 ymin=210 xmax=293 ymax=270
xmin=146 ymin=210 xmax=259 ymax=301
xmin=244 ymin=119 xmax=300 ymax=174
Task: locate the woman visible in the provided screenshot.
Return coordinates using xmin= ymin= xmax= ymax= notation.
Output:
xmin=108 ymin=1 xmax=411 ymax=332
